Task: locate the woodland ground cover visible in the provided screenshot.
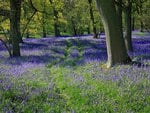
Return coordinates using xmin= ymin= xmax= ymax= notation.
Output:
xmin=0 ymin=31 xmax=150 ymax=112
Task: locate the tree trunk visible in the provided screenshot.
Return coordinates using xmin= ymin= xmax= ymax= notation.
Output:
xmin=26 ymin=29 xmax=30 ymax=38
xmin=96 ymin=0 xmax=131 ymax=67
xmin=53 ymin=9 xmax=60 ymax=37
xmin=88 ymin=0 xmax=98 ymax=38
xmin=124 ymin=0 xmax=133 ymax=52
xmin=49 ymin=0 xmax=60 ymax=37
xmin=87 ymin=27 xmax=90 ymax=34
xmin=10 ymin=0 xmax=21 ymax=56
xmin=43 ymin=26 xmax=46 ymax=38
xmin=140 ymin=21 xmax=144 ymax=32
xmin=42 ymin=13 xmax=46 ymax=37
xmin=136 ymin=0 xmax=144 ymax=32
xmin=42 ymin=1 xmax=47 ymax=38
xmin=71 ymin=19 xmax=77 ymax=36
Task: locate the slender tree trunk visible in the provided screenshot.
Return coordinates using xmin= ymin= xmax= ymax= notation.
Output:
xmin=96 ymin=0 xmax=131 ymax=67
xmin=87 ymin=27 xmax=90 ymax=34
xmin=140 ymin=21 xmax=144 ymax=32
xmin=43 ymin=26 xmax=46 ymax=38
xmin=42 ymin=13 xmax=46 ymax=37
xmin=42 ymin=1 xmax=47 ymax=38
xmin=136 ymin=0 xmax=144 ymax=32
xmin=26 ymin=29 xmax=30 ymax=38
xmin=10 ymin=0 xmax=21 ymax=56
xmin=71 ymin=19 xmax=77 ymax=36
xmin=124 ymin=0 xmax=133 ymax=52
xmin=49 ymin=0 xmax=60 ymax=37
xmin=53 ymin=9 xmax=60 ymax=37
xmin=88 ymin=0 xmax=98 ymax=38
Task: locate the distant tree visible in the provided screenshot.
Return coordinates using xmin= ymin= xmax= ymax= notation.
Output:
xmin=95 ymin=0 xmax=131 ymax=67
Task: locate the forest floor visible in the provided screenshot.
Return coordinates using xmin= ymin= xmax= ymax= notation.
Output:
xmin=0 ymin=31 xmax=150 ymax=112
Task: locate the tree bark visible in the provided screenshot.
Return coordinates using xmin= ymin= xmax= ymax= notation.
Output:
xmin=96 ymin=0 xmax=131 ymax=67
xmin=124 ymin=0 xmax=133 ymax=52
xmin=10 ymin=0 xmax=22 ymax=56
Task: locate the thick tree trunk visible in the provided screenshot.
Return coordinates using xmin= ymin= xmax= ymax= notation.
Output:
xmin=124 ymin=1 xmax=133 ymax=52
xmin=10 ymin=0 xmax=21 ymax=56
xmin=96 ymin=0 xmax=131 ymax=67
xmin=88 ymin=0 xmax=98 ymax=38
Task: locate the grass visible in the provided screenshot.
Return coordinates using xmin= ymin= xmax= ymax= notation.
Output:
xmin=0 ymin=63 xmax=150 ymax=113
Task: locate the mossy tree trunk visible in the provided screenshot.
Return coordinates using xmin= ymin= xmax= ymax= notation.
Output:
xmin=96 ymin=0 xmax=131 ymax=67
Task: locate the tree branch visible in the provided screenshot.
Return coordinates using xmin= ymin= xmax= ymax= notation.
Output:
xmin=28 ymin=0 xmax=51 ymax=15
